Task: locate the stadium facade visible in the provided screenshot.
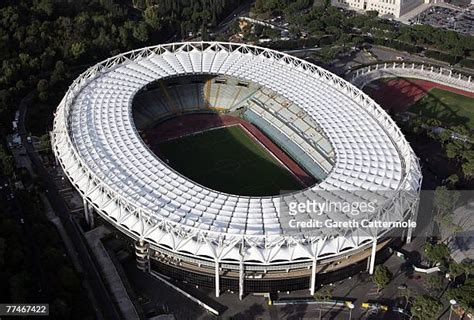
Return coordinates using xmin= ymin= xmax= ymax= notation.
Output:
xmin=51 ymin=42 xmax=422 ymax=298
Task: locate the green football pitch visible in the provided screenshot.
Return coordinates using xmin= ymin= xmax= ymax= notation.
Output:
xmin=157 ymin=125 xmax=303 ymax=196
xmin=410 ymin=88 xmax=474 ymax=128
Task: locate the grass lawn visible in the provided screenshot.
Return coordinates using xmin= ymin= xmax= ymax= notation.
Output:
xmin=409 ymin=88 xmax=474 ymax=128
xmin=157 ymin=125 xmax=302 ymax=196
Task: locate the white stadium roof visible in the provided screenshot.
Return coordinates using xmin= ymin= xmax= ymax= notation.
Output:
xmin=52 ymin=42 xmax=421 ymax=266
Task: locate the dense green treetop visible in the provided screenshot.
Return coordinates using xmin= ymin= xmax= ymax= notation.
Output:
xmin=0 ymin=0 xmax=241 ymax=133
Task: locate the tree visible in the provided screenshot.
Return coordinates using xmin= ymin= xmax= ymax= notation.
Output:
xmin=37 ymin=79 xmax=48 ymax=92
xmin=38 ymin=133 xmax=51 ymax=152
xmin=411 ymin=295 xmax=442 ymax=320
xmin=143 ymin=6 xmax=161 ymax=29
xmin=433 ymin=186 xmax=459 ymax=217
xmin=446 ymin=143 xmax=461 ymax=159
xmin=0 ymin=147 xmax=14 ymax=177
xmin=437 ymin=213 xmax=462 ymax=243
xmin=424 ymin=243 xmax=449 ymax=266
xmin=462 ymin=159 xmax=474 ymax=179
xmin=132 ymin=22 xmax=149 ymax=42
xmin=317 ymin=46 xmax=342 ymax=63
xmin=132 ymin=0 xmax=146 ymax=10
xmin=36 ymin=77 xmax=49 ymax=101
xmin=373 ymin=265 xmax=392 ymax=292
xmin=447 ymin=277 xmax=474 ymax=312
xmin=314 ymin=286 xmax=333 ymax=301
xmin=448 ymin=261 xmax=474 ymax=280
xmin=254 ymin=0 xmax=265 ymax=13
xmin=69 ymin=42 xmax=87 ymax=59
xmin=36 ymin=0 xmax=54 ymax=16
xmin=50 ymin=60 xmax=66 ymax=85
xmin=425 ymin=273 xmax=444 ymax=294
xmin=446 ymin=174 xmax=459 ymax=187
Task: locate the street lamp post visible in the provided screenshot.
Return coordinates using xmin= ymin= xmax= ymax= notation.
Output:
xmin=448 ymin=299 xmax=457 ymax=320
xmin=347 ymin=303 xmax=355 ymax=320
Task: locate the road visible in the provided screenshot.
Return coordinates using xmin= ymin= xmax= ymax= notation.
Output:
xmin=369 ymin=45 xmax=474 ymax=74
xmin=284 ymin=47 xmax=322 ymax=55
xmin=17 ymin=91 xmax=121 ymax=320
xmin=212 ymin=0 xmax=253 ymax=35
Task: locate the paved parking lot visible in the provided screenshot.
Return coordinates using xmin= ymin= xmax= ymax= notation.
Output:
xmin=409 ymin=6 xmax=474 ymax=35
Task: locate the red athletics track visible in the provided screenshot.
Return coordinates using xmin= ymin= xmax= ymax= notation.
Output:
xmin=143 ymin=113 xmax=317 ymax=187
xmin=366 ymin=78 xmax=474 ymax=113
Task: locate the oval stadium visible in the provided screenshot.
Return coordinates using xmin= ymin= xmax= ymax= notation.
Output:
xmin=51 ymin=42 xmax=422 ymax=298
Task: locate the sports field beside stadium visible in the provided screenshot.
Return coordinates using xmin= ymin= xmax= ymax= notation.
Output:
xmin=410 ymin=88 xmax=474 ymax=128
xmin=157 ymin=125 xmax=304 ymax=196
xmin=365 ymin=78 xmax=474 ymax=127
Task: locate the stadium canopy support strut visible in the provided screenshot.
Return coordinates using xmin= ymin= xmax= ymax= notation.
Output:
xmin=368 ymin=237 xmax=377 ymax=275
xmin=83 ymin=200 xmax=94 ymax=228
xmin=406 ymin=223 xmax=413 ymax=244
xmin=310 ymin=257 xmax=317 ymax=296
xmin=83 ymin=199 xmax=90 ymax=225
xmin=88 ymin=204 xmax=94 ymax=228
xmin=215 ymin=260 xmax=220 ymax=298
xmin=49 ymin=131 xmax=59 ymax=166
xmin=406 ymin=200 xmax=418 ymax=244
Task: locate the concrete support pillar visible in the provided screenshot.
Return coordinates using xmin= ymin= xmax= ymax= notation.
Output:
xmin=215 ymin=261 xmax=220 ymax=298
xmin=239 ymin=257 xmax=244 ymax=300
xmin=309 ymin=257 xmax=317 ymax=296
xmin=135 ymin=240 xmax=150 ymax=272
xmin=369 ymin=237 xmax=377 ymax=275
